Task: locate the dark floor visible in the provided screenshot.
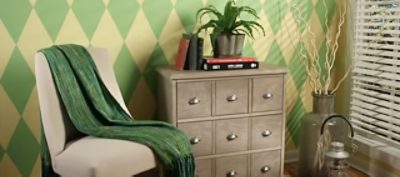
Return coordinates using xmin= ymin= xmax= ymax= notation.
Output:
xmin=284 ymin=162 xmax=368 ymax=177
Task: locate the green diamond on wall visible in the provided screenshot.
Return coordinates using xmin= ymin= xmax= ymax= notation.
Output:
xmin=242 ymin=41 xmax=256 ymax=58
xmin=6 ymin=120 xmax=39 ymax=177
xmin=0 ymin=0 xmax=32 ymax=41
xmin=206 ymin=0 xmax=226 ymax=11
xmin=175 ymin=0 xmax=203 ymax=33
xmin=290 ymin=0 xmax=314 ymax=32
xmin=264 ymin=0 xmax=289 ymax=34
xmin=72 ymin=0 xmax=106 ymax=39
xmin=142 ymin=0 xmax=173 ymax=38
xmin=288 ymin=43 xmax=307 ymax=92
xmin=0 ymin=48 xmax=35 ymax=113
xmin=315 ymin=0 xmax=337 ymax=32
xmin=236 ymin=0 xmax=262 ymax=20
xmin=286 ymin=96 xmax=306 ymax=146
xmin=114 ymin=45 xmax=142 ymax=101
xmin=237 ymin=0 xmax=261 ymax=10
xmin=265 ymin=40 xmax=287 ymax=67
xmin=143 ymin=44 xmax=169 ymax=96
xmin=108 ymin=0 xmax=139 ymax=38
xmin=35 ymin=0 xmax=69 ymax=41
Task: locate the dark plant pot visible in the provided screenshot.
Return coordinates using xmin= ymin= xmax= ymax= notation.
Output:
xmin=213 ymin=33 xmax=245 ymax=58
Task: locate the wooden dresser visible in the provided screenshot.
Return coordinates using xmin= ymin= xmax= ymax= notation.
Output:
xmin=157 ymin=65 xmax=287 ymax=177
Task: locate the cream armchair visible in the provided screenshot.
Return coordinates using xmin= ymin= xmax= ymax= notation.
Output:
xmin=36 ymin=48 xmax=160 ymax=177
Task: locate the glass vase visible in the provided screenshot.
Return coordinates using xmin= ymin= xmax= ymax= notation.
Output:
xmin=298 ymin=92 xmax=336 ymax=177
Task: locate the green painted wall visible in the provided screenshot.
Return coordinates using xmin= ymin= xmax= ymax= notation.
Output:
xmin=0 ymin=0 xmax=338 ymax=176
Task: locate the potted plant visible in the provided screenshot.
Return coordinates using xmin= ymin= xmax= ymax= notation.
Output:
xmin=196 ymin=0 xmax=265 ymax=58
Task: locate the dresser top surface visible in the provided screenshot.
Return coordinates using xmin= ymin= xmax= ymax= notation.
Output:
xmin=157 ymin=64 xmax=287 ymax=80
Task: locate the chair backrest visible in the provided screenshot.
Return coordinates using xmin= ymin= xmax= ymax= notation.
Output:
xmin=35 ymin=47 xmax=131 ymax=165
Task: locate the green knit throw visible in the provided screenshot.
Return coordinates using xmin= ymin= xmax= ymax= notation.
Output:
xmin=40 ymin=44 xmax=195 ymax=177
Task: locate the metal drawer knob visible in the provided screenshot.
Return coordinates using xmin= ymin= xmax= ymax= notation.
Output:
xmin=227 ymin=170 xmax=237 ymax=177
xmin=261 ymin=165 xmax=271 ymax=173
xmin=261 ymin=130 xmax=272 ymax=137
xmin=227 ymin=133 xmax=238 ymax=141
xmin=227 ymin=94 xmax=237 ymax=102
xmin=263 ymin=93 xmax=273 ymax=99
xmin=188 ymin=97 xmax=200 ymax=105
xmin=190 ymin=137 xmax=201 ymax=145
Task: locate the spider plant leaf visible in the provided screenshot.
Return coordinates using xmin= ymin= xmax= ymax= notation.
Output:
xmin=234 ymin=29 xmax=251 ymax=36
xmin=196 ymin=20 xmax=219 ymax=34
xmin=221 ymin=0 xmax=237 ymax=33
xmin=226 ymin=6 xmax=242 ymax=32
xmin=241 ymin=23 xmax=255 ymax=39
xmin=234 ymin=20 xmax=265 ymax=36
xmin=248 ymin=21 xmax=265 ymax=36
xmin=237 ymin=6 xmax=260 ymax=19
xmin=233 ymin=20 xmax=259 ymax=39
xmin=223 ymin=0 xmax=236 ymax=18
xmin=196 ymin=5 xmax=223 ymax=22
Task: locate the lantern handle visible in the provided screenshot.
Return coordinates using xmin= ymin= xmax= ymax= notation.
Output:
xmin=320 ymin=114 xmax=354 ymax=138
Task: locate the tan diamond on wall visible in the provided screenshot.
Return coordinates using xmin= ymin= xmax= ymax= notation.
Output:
xmin=128 ymin=78 xmax=156 ymax=119
xmin=55 ymin=10 xmax=90 ymax=46
xmin=0 ymin=155 xmax=22 ymax=177
xmin=0 ymin=87 xmax=20 ymax=148
xmin=22 ymin=88 xmax=41 ymax=142
xmin=17 ymin=10 xmax=52 ymax=71
xmin=125 ymin=9 xmax=157 ymax=71
xmin=158 ymin=9 xmax=186 ymax=64
xmin=91 ymin=10 xmax=124 ymax=62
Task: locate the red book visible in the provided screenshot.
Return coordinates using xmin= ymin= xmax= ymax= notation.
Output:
xmin=203 ymin=57 xmax=257 ymax=64
xmin=175 ymin=38 xmax=190 ymax=71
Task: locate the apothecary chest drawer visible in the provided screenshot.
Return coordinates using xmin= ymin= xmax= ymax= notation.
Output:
xmin=178 ymin=121 xmax=213 ymax=156
xmin=215 ymin=78 xmax=249 ymax=115
xmin=251 ymin=150 xmax=281 ymax=177
xmin=251 ymin=115 xmax=282 ymax=150
xmin=209 ymin=150 xmax=281 ymax=177
xmin=215 ymin=118 xmax=248 ymax=154
xmin=177 ymin=81 xmax=212 ymax=119
xmin=216 ymin=154 xmax=248 ymax=177
xmin=252 ymin=76 xmax=283 ymax=112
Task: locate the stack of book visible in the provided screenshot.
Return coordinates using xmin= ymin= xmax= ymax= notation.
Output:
xmin=201 ymin=57 xmax=259 ymax=71
xmin=175 ymin=33 xmax=203 ymax=71
xmin=174 ymin=33 xmax=259 ymax=71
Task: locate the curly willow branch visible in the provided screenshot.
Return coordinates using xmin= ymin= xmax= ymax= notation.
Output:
xmin=324 ymin=1 xmax=347 ymax=94
xmin=288 ymin=0 xmax=350 ymax=95
xmin=290 ymin=4 xmax=322 ymax=93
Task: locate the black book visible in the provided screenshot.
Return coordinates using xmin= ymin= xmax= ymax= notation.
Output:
xmin=196 ymin=37 xmax=204 ymax=70
xmin=182 ymin=33 xmax=198 ymax=70
xmin=202 ymin=61 xmax=259 ymax=71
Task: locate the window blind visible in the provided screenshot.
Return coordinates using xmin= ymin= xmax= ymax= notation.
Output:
xmin=351 ymin=0 xmax=400 ymax=148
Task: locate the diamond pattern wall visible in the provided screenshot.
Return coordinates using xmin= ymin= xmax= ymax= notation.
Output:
xmin=0 ymin=0 xmax=32 ymax=41
xmin=108 ymin=0 xmax=139 ymax=38
xmin=0 ymin=0 xmax=342 ymax=176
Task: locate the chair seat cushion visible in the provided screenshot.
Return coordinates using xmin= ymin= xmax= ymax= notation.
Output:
xmin=54 ymin=136 xmax=157 ymax=177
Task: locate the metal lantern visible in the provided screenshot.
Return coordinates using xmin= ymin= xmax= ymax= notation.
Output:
xmin=325 ymin=141 xmax=349 ymax=177
xmin=319 ymin=115 xmax=355 ymax=177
